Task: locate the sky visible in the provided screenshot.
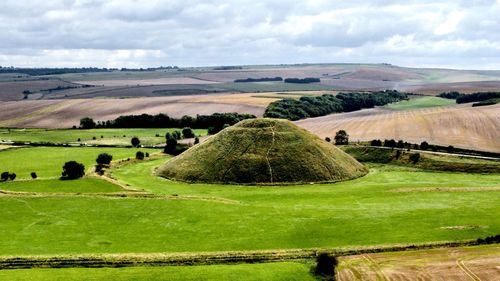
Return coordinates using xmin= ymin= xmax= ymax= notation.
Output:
xmin=0 ymin=0 xmax=499 ymax=69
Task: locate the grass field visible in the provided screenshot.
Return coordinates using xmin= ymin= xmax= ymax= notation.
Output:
xmin=0 ymin=128 xmax=206 ymax=146
xmin=0 ymin=146 xmax=159 ymax=179
xmin=0 ymin=178 xmax=122 ymax=193
xmin=0 ymin=262 xmax=314 ymax=281
xmin=385 ymin=96 xmax=455 ymax=110
xmin=0 ymin=152 xmax=498 ymax=256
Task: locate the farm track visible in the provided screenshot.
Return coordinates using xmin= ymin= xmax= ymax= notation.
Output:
xmin=0 ymin=241 xmax=489 ymax=270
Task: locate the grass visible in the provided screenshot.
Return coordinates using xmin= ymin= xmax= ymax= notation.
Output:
xmin=0 ymin=155 xmax=498 ymax=256
xmin=0 ymin=128 xmax=206 ymax=146
xmin=0 ymin=178 xmax=122 ymax=193
xmin=385 ymin=96 xmax=455 ymax=110
xmin=158 ymin=118 xmax=367 ymax=184
xmin=0 ymin=262 xmax=315 ymax=281
xmin=0 ymin=146 xmax=159 ymax=179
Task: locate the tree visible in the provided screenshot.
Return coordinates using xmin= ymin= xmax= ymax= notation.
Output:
xmin=172 ymin=131 xmax=181 ymax=140
xmin=165 ymin=132 xmax=172 ymax=140
xmin=334 ymin=130 xmax=349 ymax=145
xmin=397 ymin=140 xmax=405 ymax=148
xmin=194 ymin=137 xmax=200 ymax=144
xmin=31 ymin=172 xmax=37 ymax=179
xmin=182 ymin=127 xmax=195 ymax=138
xmin=384 ymin=139 xmax=396 ymax=148
xmin=9 ymin=173 xmax=16 ymax=181
xmin=164 ymin=138 xmax=177 ymax=154
xmin=136 ymin=151 xmax=145 ymax=160
xmin=420 ymin=141 xmax=429 ymax=150
xmin=61 ymin=161 xmax=85 ymax=180
xmin=447 ymin=145 xmax=455 ymax=153
xmin=131 ymin=137 xmax=140 ymax=147
xmin=1 ymin=172 xmax=9 ymax=181
xmin=80 ymin=117 xmax=96 ymax=129
xmin=370 ymin=139 xmax=382 ymax=146
xmin=409 ymin=153 xmax=421 ymax=164
xmin=325 ymin=137 xmax=331 ymax=142
xmin=314 ymin=253 xmax=337 ymax=280
xmin=96 ymin=153 xmax=113 ymax=165
xmin=207 ymin=127 xmax=218 ymax=135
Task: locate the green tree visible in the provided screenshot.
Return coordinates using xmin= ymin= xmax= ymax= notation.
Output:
xmin=136 ymin=151 xmax=145 ymax=160
xmin=1 ymin=172 xmax=9 ymax=181
xmin=131 ymin=137 xmax=141 ymax=147
xmin=96 ymin=153 xmax=113 ymax=165
xmin=314 ymin=253 xmax=337 ymax=280
xmin=79 ymin=117 xmax=96 ymax=129
xmin=61 ymin=161 xmax=85 ymax=180
xmin=182 ymin=127 xmax=195 ymax=138
xmin=334 ymin=130 xmax=349 ymax=145
xmin=164 ymin=138 xmax=178 ymax=154
xmin=420 ymin=141 xmax=429 ymax=150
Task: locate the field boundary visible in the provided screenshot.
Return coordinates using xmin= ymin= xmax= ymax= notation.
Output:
xmin=0 ymin=240 xmax=494 ymax=270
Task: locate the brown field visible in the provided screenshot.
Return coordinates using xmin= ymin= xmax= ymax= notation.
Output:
xmin=296 ymin=103 xmax=500 ymax=152
xmin=74 ymin=77 xmax=219 ymax=87
xmin=337 ymin=245 xmax=500 ymax=281
xmin=400 ymin=81 xmax=500 ymax=95
xmin=0 ymin=93 xmax=268 ymax=128
xmin=0 ymin=79 xmax=79 ymax=101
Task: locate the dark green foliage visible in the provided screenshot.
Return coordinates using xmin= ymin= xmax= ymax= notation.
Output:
xmin=370 ymin=139 xmax=382 ymax=146
xmin=234 ymin=77 xmax=283 ymax=83
xmin=447 ymin=145 xmax=455 ymax=153
xmin=31 ymin=172 xmax=37 ymax=179
xmin=61 ymin=161 xmax=85 ymax=180
xmin=8 ymin=173 xmax=16 ymax=181
xmin=172 ymin=131 xmax=181 ymax=140
xmin=145 ymin=152 xmax=149 ymax=157
xmin=194 ymin=137 xmax=200 ymax=144
xmin=96 ymin=153 xmax=113 ymax=165
xmin=164 ymin=138 xmax=178 ymax=155
xmin=182 ymin=127 xmax=195 ymax=138
xmin=264 ymin=90 xmax=408 ymax=120
xmin=325 ymin=137 xmax=331 ymax=142
xmin=79 ymin=117 xmax=96 ymax=129
xmin=456 ymin=92 xmax=500 ymax=104
xmin=384 ymin=139 xmax=396 ymax=148
xmin=98 ymin=112 xmax=255 ymax=131
xmin=409 ymin=153 xmax=420 ymax=164
xmin=207 ymin=127 xmax=217 ymax=135
xmin=136 ymin=151 xmax=145 ymax=160
xmin=1 ymin=172 xmax=9 ymax=181
xmin=165 ymin=132 xmax=172 ymax=140
xmin=0 ymin=67 xmax=110 ymax=76
xmin=476 ymin=235 xmax=500 ymax=244
xmin=420 ymin=141 xmax=429 ymax=150
xmin=314 ymin=253 xmax=337 ymax=280
xmin=284 ymin=77 xmax=320 ymax=83
xmin=334 ymin=130 xmax=349 ymax=145
xmin=472 ymin=98 xmax=499 ymax=107
xmin=397 ymin=140 xmax=405 ymax=148
xmin=131 ymin=137 xmax=140 ymax=147
xmin=438 ymin=91 xmax=462 ymax=99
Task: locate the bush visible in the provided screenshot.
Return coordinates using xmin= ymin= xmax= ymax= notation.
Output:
xmin=182 ymin=127 xmax=195 ymax=138
xmin=384 ymin=139 xmax=396 ymax=148
xmin=409 ymin=153 xmax=421 ymax=164
xmin=194 ymin=137 xmax=200 ymax=144
xmin=61 ymin=161 xmax=85 ymax=180
xmin=79 ymin=117 xmax=96 ymax=129
xmin=370 ymin=139 xmax=382 ymax=146
xmin=207 ymin=127 xmax=218 ymax=135
xmin=334 ymin=130 xmax=349 ymax=145
xmin=96 ymin=153 xmax=113 ymax=165
xmin=8 ymin=173 xmax=16 ymax=181
xmin=145 ymin=152 xmax=150 ymax=157
xmin=420 ymin=141 xmax=429 ymax=150
xmin=31 ymin=172 xmax=37 ymax=179
xmin=314 ymin=253 xmax=337 ymax=280
xmin=131 ymin=137 xmax=140 ymax=147
xmin=447 ymin=145 xmax=455 ymax=153
xmin=1 ymin=172 xmax=9 ymax=181
xmin=136 ymin=151 xmax=145 ymax=160
xmin=172 ymin=131 xmax=181 ymax=140
xmin=164 ymin=138 xmax=178 ymax=154
xmin=325 ymin=137 xmax=331 ymax=143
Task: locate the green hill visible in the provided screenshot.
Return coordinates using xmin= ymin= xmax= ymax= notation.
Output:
xmin=157 ymin=118 xmax=368 ymax=184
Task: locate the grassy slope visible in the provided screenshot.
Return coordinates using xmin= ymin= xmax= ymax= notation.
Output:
xmin=158 ymin=119 xmax=367 ymax=184
xmin=0 ymin=128 xmax=206 ymax=146
xmin=0 ymin=178 xmax=122 ymax=193
xmin=0 ymin=156 xmax=498 ymax=255
xmin=385 ymin=96 xmax=455 ymax=110
xmin=0 ymin=146 xmax=158 ymax=179
xmin=0 ymin=262 xmax=314 ymax=281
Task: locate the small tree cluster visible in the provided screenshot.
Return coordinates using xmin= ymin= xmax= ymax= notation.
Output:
xmin=182 ymin=127 xmax=195 ymax=138
xmin=334 ymin=130 xmax=349 ymax=145
xmin=370 ymin=139 xmax=382 ymax=146
xmin=96 ymin=153 xmax=113 ymax=165
xmin=61 ymin=161 xmax=85 ymax=180
xmin=313 ymin=253 xmax=337 ymax=281
xmin=79 ymin=117 xmax=96 ymax=129
xmin=1 ymin=172 xmax=16 ymax=181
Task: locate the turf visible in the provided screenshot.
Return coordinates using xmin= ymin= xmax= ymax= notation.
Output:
xmin=0 ymin=178 xmax=122 ymax=193
xmin=0 ymin=128 xmax=206 ymax=146
xmin=0 ymin=156 xmax=498 ymax=256
xmin=158 ymin=118 xmax=367 ymax=184
xmin=385 ymin=96 xmax=455 ymax=110
xmin=0 ymin=262 xmax=314 ymax=281
xmin=0 ymin=146 xmax=158 ymax=179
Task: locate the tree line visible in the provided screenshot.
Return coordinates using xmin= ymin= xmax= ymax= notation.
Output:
xmin=234 ymin=77 xmax=283 ymax=83
xmin=284 ymin=77 xmax=321 ymax=84
xmin=79 ymin=112 xmax=256 ymax=134
xmin=438 ymin=91 xmax=500 ymax=104
xmin=264 ymin=90 xmax=408 ymax=120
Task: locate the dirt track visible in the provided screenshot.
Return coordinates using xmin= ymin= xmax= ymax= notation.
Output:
xmin=296 ymin=103 xmax=500 ymax=153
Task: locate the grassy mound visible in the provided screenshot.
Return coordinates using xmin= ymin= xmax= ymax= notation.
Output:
xmin=157 ymin=118 xmax=367 ymax=184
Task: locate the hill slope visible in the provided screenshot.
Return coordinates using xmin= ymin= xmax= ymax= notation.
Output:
xmin=157 ymin=118 xmax=368 ymax=184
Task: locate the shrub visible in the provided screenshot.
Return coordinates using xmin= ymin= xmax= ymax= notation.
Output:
xmin=370 ymin=139 xmax=382 ymax=146
xmin=164 ymin=138 xmax=178 ymax=154
xmin=420 ymin=141 xmax=429 ymax=150
xmin=136 ymin=151 xmax=145 ymax=160
xmin=165 ymin=132 xmax=172 ymax=140
xmin=92 ymin=136 xmax=96 ymax=140
xmin=314 ymin=253 xmax=337 ymax=280
xmin=334 ymin=130 xmax=349 ymax=145
xmin=8 ymin=173 xmax=16 ymax=181
xmin=325 ymin=137 xmax=331 ymax=142
xmin=96 ymin=153 xmax=113 ymax=165
xmin=145 ymin=152 xmax=150 ymax=157
xmin=79 ymin=117 xmax=96 ymax=129
xmin=61 ymin=161 xmax=85 ymax=180
xmin=447 ymin=145 xmax=455 ymax=153
xmin=194 ymin=137 xmax=200 ymax=144
xmin=1 ymin=172 xmax=9 ymax=181
xmin=384 ymin=139 xmax=396 ymax=148
xmin=409 ymin=153 xmax=421 ymax=164
xmin=397 ymin=140 xmax=405 ymax=148
xmin=131 ymin=137 xmax=140 ymax=147
xmin=207 ymin=127 xmax=218 ymax=135
xmin=182 ymin=127 xmax=195 ymax=138
xmin=77 ymin=138 xmax=81 ymax=142
xmin=31 ymin=172 xmax=37 ymax=179
xmin=172 ymin=131 xmax=181 ymax=140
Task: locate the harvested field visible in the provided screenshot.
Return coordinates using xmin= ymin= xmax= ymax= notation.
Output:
xmin=296 ymin=103 xmax=500 ymax=152
xmin=0 ymin=79 xmax=79 ymax=101
xmin=337 ymin=245 xmax=500 ymax=281
xmin=74 ymin=77 xmax=219 ymax=87
xmin=399 ymin=81 xmax=500 ymax=95
xmin=0 ymin=94 xmax=267 ymax=128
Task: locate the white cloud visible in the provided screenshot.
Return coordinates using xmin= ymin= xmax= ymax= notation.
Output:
xmin=0 ymin=0 xmax=499 ymax=69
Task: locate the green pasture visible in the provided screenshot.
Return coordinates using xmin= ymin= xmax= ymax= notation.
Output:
xmin=0 ymin=262 xmax=314 ymax=281
xmin=0 ymin=128 xmax=206 ymax=146
xmin=0 ymin=154 xmax=498 ymax=256
xmin=385 ymin=96 xmax=455 ymax=110
xmin=0 ymin=178 xmax=121 ymax=193
xmin=0 ymin=146 xmax=158 ymax=179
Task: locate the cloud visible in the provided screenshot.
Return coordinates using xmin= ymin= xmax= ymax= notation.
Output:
xmin=0 ymin=0 xmax=499 ymax=69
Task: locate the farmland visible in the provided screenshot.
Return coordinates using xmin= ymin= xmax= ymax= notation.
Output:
xmin=384 ymin=96 xmax=455 ymax=110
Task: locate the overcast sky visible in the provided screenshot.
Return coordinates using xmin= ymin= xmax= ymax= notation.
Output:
xmin=1 ymin=0 xmax=499 ymax=69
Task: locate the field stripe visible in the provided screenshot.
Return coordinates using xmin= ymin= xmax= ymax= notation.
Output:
xmin=456 ymin=260 xmax=482 ymax=281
